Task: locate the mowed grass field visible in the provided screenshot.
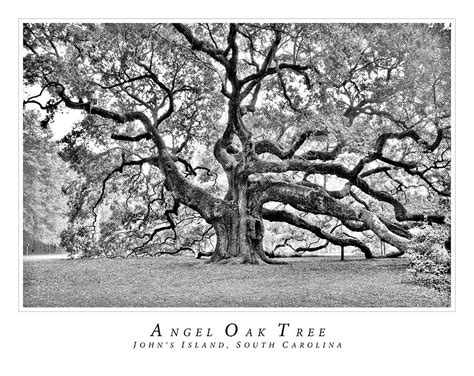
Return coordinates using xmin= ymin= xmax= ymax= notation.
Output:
xmin=23 ymin=255 xmax=450 ymax=308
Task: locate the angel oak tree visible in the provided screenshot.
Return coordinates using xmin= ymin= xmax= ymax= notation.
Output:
xmin=23 ymin=23 xmax=451 ymax=263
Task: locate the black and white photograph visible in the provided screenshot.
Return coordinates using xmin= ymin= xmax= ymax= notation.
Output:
xmin=22 ymin=22 xmax=451 ymax=308
xmin=3 ymin=1 xmax=474 ymax=375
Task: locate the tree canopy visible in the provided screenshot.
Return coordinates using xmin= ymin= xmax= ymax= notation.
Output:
xmin=23 ymin=23 xmax=451 ymax=263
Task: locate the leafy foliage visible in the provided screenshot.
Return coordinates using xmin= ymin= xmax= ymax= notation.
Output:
xmin=23 ymin=23 xmax=451 ymax=264
xmin=407 ymin=224 xmax=451 ymax=292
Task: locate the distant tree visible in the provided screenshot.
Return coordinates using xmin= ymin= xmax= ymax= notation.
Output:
xmin=23 ymin=23 xmax=451 ymax=263
xmin=23 ymin=109 xmax=71 ymax=252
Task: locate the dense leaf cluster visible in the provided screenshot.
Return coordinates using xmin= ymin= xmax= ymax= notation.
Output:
xmin=407 ymin=224 xmax=451 ymax=292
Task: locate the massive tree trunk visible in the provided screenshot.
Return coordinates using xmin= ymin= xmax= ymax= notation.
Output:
xmin=205 ymin=163 xmax=275 ymax=264
xmin=209 ymin=211 xmax=264 ymax=264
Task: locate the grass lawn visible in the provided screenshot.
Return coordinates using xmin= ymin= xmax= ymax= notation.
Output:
xmin=23 ymin=255 xmax=450 ymax=308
